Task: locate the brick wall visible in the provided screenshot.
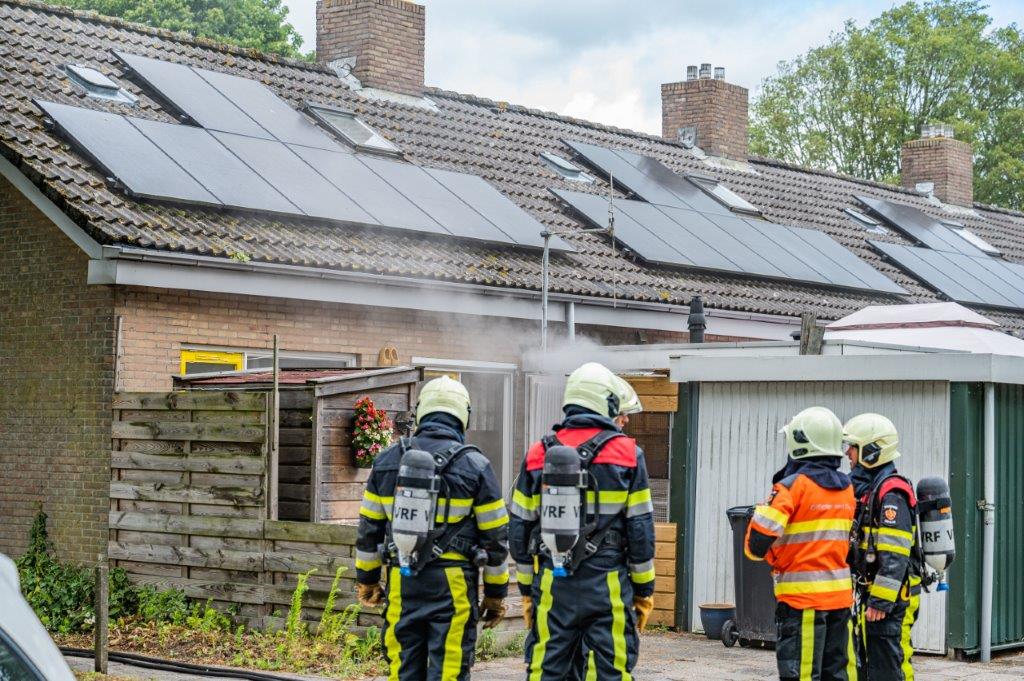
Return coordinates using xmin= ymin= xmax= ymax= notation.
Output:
xmin=662 ymin=78 xmax=748 ymax=161
xmin=316 ymin=0 xmax=425 ymax=96
xmin=0 ymin=175 xmax=115 ymax=564
xmin=901 ymin=137 xmax=974 ymax=207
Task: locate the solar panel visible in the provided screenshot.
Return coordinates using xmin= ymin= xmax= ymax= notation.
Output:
xmin=35 ymin=100 xmax=218 ymax=205
xmin=114 ymin=52 xmax=269 ymax=139
xmin=360 ymin=156 xmax=521 ymax=245
xmin=623 ymin=204 xmax=735 ymax=270
xmin=424 ymin=168 xmax=572 ymax=251
xmin=857 ymin=195 xmax=987 ymax=256
xmin=564 ymin=139 xmax=729 ymax=214
xmin=871 ymin=241 xmax=1024 ymax=309
xmin=289 ymin=145 xmax=444 ymax=234
xmin=211 ymin=131 xmax=375 ymax=224
xmin=552 ymin=189 xmax=689 ymax=265
xmin=553 ymin=187 xmax=905 ymax=293
xmin=128 ymin=118 xmax=296 ymax=214
xmin=195 ymin=67 xmax=340 ymax=150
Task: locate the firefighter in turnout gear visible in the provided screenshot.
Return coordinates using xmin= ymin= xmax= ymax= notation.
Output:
xmin=355 ymin=376 xmax=510 ymax=681
xmin=510 ymin=363 xmax=656 ymax=680
xmin=844 ymin=413 xmax=920 ymax=681
xmin=745 ymin=407 xmax=858 ymax=681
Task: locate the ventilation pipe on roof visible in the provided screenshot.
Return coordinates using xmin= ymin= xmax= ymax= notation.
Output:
xmin=686 ymin=65 xmax=698 ymax=81
xmin=687 ymin=296 xmax=706 ymax=343
xmin=699 ymin=63 xmax=712 ymax=79
xmin=714 ymin=67 xmax=725 ymax=81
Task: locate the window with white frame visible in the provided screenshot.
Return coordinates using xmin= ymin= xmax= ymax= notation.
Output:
xmin=179 ymin=347 xmax=358 ymax=375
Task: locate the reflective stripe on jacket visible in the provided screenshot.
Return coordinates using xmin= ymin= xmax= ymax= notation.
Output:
xmin=745 ymin=472 xmax=856 ymax=610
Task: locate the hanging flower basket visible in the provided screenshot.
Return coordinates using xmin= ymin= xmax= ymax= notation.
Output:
xmin=352 ymin=396 xmax=394 ymax=469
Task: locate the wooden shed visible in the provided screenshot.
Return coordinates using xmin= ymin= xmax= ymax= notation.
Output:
xmin=178 ymin=366 xmax=421 ymax=522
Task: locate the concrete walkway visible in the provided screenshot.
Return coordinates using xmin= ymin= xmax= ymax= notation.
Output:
xmin=68 ymin=634 xmax=1024 ymax=680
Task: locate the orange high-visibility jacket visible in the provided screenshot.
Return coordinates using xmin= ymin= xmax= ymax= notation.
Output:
xmin=745 ymin=472 xmax=856 ymax=610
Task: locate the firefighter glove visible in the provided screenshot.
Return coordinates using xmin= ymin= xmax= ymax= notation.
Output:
xmin=480 ymin=596 xmax=507 ymax=630
xmin=523 ymin=595 xmax=535 ymax=629
xmin=633 ymin=595 xmax=655 ymax=633
xmin=356 ymin=582 xmax=384 ymax=609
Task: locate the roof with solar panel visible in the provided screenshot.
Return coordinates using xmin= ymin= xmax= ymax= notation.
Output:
xmin=4 ymin=0 xmax=1024 ymax=328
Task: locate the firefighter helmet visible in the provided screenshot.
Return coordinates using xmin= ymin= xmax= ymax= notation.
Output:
xmin=843 ymin=412 xmax=900 ymax=468
xmin=780 ymin=406 xmax=844 ymax=459
xmin=416 ymin=376 xmax=471 ymax=430
xmin=613 ymin=376 xmax=643 ymax=416
xmin=563 ymin=362 xmax=622 ymax=417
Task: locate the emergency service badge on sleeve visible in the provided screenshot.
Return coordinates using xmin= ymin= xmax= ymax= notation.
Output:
xmin=882 ymin=504 xmax=899 ymax=525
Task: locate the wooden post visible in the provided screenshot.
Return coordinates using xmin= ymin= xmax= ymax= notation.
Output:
xmin=269 ymin=335 xmax=280 ymax=521
xmin=799 ymin=312 xmax=824 ymax=355
xmin=94 ymin=556 xmax=108 ymax=674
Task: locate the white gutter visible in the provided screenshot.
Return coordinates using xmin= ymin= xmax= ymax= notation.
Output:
xmin=88 ymin=245 xmax=801 ymax=338
xmin=981 ymin=383 xmax=996 ymax=662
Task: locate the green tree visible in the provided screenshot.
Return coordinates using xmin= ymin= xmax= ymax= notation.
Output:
xmin=54 ymin=0 xmax=309 ymax=60
xmin=750 ymin=0 xmax=1024 ymax=210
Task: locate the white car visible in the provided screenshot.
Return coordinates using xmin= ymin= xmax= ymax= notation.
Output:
xmin=0 ymin=554 xmax=76 ymax=680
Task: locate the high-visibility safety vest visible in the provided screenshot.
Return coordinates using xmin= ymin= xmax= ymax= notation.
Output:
xmin=746 ymin=472 xmax=856 ymax=610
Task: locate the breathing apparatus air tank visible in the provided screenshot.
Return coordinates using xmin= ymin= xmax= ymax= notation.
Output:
xmin=391 ymin=447 xmax=440 ymax=576
xmin=540 ymin=445 xmax=587 ymax=577
xmin=917 ymin=476 xmax=955 ymax=592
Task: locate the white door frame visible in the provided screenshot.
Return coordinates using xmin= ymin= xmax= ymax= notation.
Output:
xmin=413 ymin=357 xmax=516 ymax=494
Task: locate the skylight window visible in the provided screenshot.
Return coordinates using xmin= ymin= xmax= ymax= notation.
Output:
xmin=946 ymin=223 xmax=1000 ymax=256
xmin=540 ymin=152 xmax=594 ymax=183
xmin=64 ymin=64 xmax=137 ymax=105
xmin=305 ymin=103 xmax=400 ymax=155
xmin=687 ymin=175 xmax=760 ymax=215
xmin=845 ymin=208 xmax=889 ymax=235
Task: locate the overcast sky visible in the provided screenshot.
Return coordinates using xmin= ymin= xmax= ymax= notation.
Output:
xmin=282 ymin=1 xmax=1023 ymax=135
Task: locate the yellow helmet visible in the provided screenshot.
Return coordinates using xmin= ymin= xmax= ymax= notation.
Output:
xmin=416 ymin=376 xmax=471 ymax=429
xmin=843 ymin=413 xmax=900 ymax=468
xmin=613 ymin=376 xmax=643 ymax=415
xmin=780 ymin=406 xmax=844 ymax=459
xmin=563 ymin=362 xmax=622 ymax=417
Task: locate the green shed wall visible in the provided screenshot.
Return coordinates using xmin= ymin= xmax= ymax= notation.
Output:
xmin=947 ymin=382 xmax=1024 ymax=653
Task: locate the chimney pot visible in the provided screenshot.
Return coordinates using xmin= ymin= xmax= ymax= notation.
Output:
xmin=662 ymin=64 xmax=748 ymax=161
xmin=316 ymin=0 xmax=425 ymax=97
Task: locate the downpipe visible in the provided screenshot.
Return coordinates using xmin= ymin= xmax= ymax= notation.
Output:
xmin=981 ymin=383 xmax=995 ymax=663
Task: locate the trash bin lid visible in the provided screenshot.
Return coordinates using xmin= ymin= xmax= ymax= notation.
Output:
xmin=726 ymin=505 xmax=755 ymax=520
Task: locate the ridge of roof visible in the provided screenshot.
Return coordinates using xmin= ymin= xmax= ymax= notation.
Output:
xmin=426 ymin=87 xmax=681 ymax=146
xmin=2 ymin=0 xmax=333 ymax=75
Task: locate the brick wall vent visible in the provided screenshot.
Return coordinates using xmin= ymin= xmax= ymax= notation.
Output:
xmin=661 ymin=65 xmax=748 ymax=161
xmin=901 ymin=127 xmax=973 ymax=206
xmin=316 ymin=0 xmax=425 ymax=97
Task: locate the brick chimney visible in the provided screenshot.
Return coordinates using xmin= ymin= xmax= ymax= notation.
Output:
xmin=661 ymin=64 xmax=748 ymax=161
xmin=901 ymin=124 xmax=973 ymax=206
xmin=316 ymin=0 xmax=425 ymax=97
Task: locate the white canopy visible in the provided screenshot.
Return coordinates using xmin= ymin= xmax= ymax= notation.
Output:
xmin=825 ymin=302 xmax=1024 ymax=357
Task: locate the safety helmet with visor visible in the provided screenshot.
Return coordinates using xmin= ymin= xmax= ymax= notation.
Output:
xmin=780 ymin=406 xmax=844 ymax=459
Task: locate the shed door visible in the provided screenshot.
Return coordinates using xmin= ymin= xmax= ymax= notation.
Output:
xmin=691 ymin=381 xmax=950 ymax=653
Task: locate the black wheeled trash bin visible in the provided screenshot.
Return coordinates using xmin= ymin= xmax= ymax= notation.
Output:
xmin=721 ymin=505 xmax=778 ymax=648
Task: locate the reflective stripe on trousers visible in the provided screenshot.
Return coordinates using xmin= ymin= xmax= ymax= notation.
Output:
xmin=860 ymin=591 xmax=920 ymax=681
xmin=775 ymin=602 xmax=856 ymax=681
xmin=382 ymin=565 xmax=477 ymax=681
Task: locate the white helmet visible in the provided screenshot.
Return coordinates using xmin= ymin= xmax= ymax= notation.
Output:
xmin=779 ymin=406 xmax=844 ymax=459
xmin=563 ymin=362 xmax=622 ymax=417
xmin=416 ymin=376 xmax=471 ymax=429
xmin=843 ymin=413 xmax=901 ymax=469
xmin=613 ymin=376 xmax=643 ymax=416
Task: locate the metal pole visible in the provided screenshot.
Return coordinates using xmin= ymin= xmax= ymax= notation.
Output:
xmin=270 ymin=335 xmax=280 ymax=521
xmin=981 ymin=382 xmax=996 ymax=662
xmin=566 ymin=301 xmax=575 ymax=344
xmin=94 ymin=555 xmax=108 ymax=674
xmin=541 ymin=231 xmax=551 ymax=352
